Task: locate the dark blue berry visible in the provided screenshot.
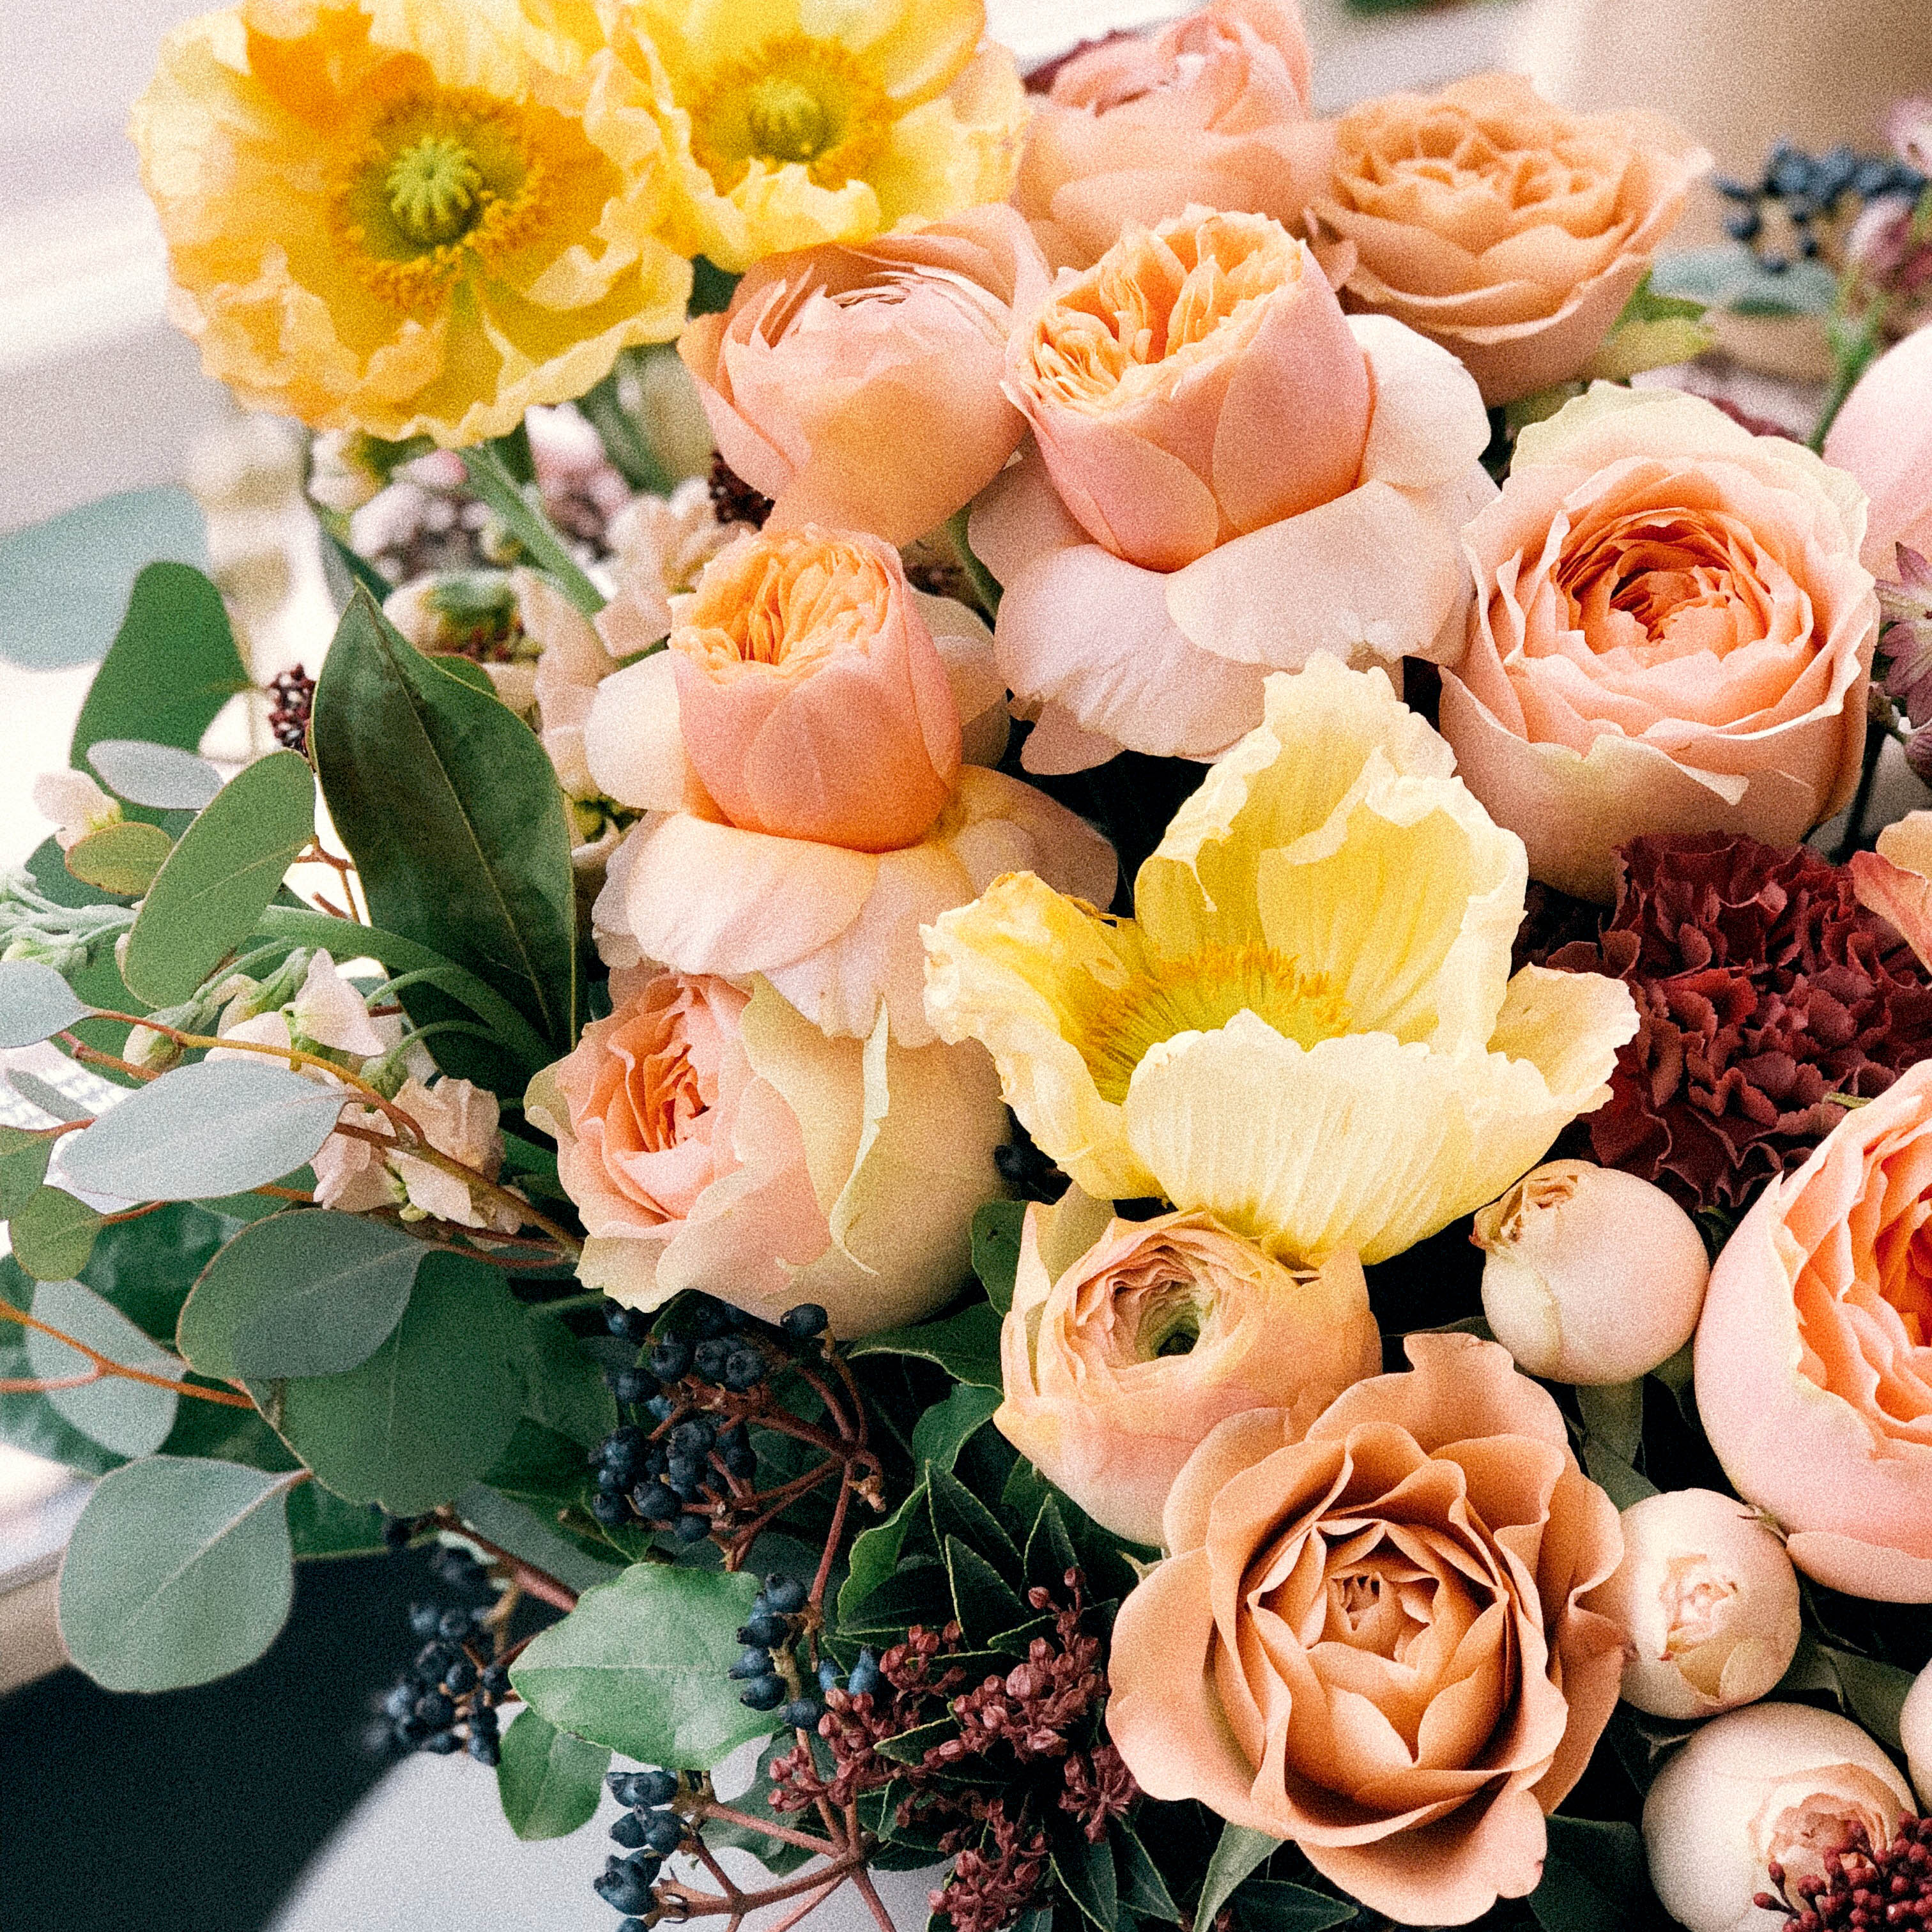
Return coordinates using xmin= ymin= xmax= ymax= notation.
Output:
xmin=722 ymin=1346 xmax=765 ymax=1391
xmin=763 ymin=1574 xmax=808 ymax=1613
xmin=640 ymin=1811 xmax=684 ymax=1855
xmin=445 ymin=1658 xmax=478 ymax=1693
xmin=692 ymin=1337 xmax=730 ymax=1380
xmin=1715 ymin=174 xmax=1758 ymax=202
xmin=383 ymin=1683 xmax=417 ymax=1721
xmin=632 ymin=1483 xmax=680 ymax=1522
xmin=594 ymin=1871 xmax=652 ymax=1916
xmin=480 ymin=1663 xmax=510 ymax=1695
xmin=665 ymin=1453 xmax=706 ymax=1491
xmin=591 ymin=1492 xmax=629 ymax=1526
xmin=739 ymin=1673 xmax=786 ymax=1711
xmin=671 ymin=1417 xmax=715 ymax=1453
xmin=636 ymin=1770 xmax=678 ymax=1806
xmin=728 ymin=1646 xmax=773 ymax=1680
xmin=847 ymin=1650 xmax=882 ymax=1700
xmin=395 ymin=1715 xmax=429 ymax=1746
xmin=423 ymin=1729 xmax=463 ymax=1755
xmin=779 ymin=1698 xmax=822 ymax=1730
xmin=470 ymin=1701 xmax=498 ymax=1735
xmin=381 ymin=1514 xmax=415 ymax=1551
xmin=779 ymin=1303 xmax=828 ymax=1340
xmin=1815 ymin=143 xmax=1858 ymax=202
xmin=439 ymin=1607 xmax=476 ymax=1641
xmin=740 ymin=1607 xmax=788 ymax=1648
xmin=723 ymin=1442 xmax=757 ymax=1478
xmin=818 ymin=1659 xmax=842 ymax=1694
xmin=1768 ymin=143 xmax=1811 ymax=198
xmin=611 ymin=1367 xmax=653 ymax=1406
xmin=1724 ymin=208 xmax=1762 ymax=242
xmin=610 ymin=1812 xmax=648 ymax=1849
xmin=605 ymin=1304 xmax=652 ymax=1342
xmin=686 ymin=1295 xmax=735 ymax=1339
xmin=468 ymin=1733 xmax=500 ymax=1766
xmin=648 ymin=1338 xmax=693 ymax=1380
xmin=671 ymin=1513 xmax=711 ymax=1545
xmin=595 ymin=1464 xmax=627 ymax=1494
xmin=606 ymin=1771 xmax=642 ymax=1804
xmin=416 ymin=1692 xmax=456 ymax=1727
xmin=618 ymin=1921 xmax=650 ymax=1932
xmin=409 ymin=1604 xmax=441 ymax=1640
xmin=644 ymin=1393 xmax=678 ymax=1423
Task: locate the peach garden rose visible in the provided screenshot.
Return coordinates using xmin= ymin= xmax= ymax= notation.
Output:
xmin=1106 ymin=1334 xmax=1627 ymax=1926
xmin=993 ymin=1191 xmax=1381 ymax=1547
xmin=976 ymin=205 xmax=1494 ymax=772
xmin=1823 ymin=321 xmax=1932 ymax=580
xmin=1306 ymin=73 xmax=1708 ymax=406
xmin=1438 ymin=384 xmax=1879 ymax=901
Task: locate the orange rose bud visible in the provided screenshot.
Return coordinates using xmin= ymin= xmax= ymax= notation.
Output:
xmin=670 ymin=526 xmax=962 ymax=853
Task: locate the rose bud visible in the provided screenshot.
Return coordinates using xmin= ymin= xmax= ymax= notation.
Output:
xmin=679 ymin=205 xmax=1050 ymax=548
xmin=1905 ymin=1661 xmax=1932 ymax=1808
xmin=668 ymin=526 xmax=961 ymax=853
xmin=1823 ymin=321 xmax=1932 ymax=580
xmin=1596 ymin=1489 xmax=1800 ymax=1721
xmin=1642 ymin=1703 xmax=1913 ymax=1932
xmin=1473 ymin=1160 xmax=1708 ymax=1384
xmin=995 ymin=1195 xmax=1382 ymax=1547
xmin=1006 ymin=206 xmax=1370 ymax=574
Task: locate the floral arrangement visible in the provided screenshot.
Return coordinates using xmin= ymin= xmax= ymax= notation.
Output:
xmin=7 ymin=3 xmax=1932 ymax=1930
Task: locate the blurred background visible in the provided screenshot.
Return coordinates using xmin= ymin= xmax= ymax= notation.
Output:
xmin=3 ymin=0 xmax=1929 ymax=1927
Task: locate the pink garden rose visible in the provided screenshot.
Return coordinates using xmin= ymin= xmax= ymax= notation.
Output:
xmin=977 ymin=204 xmax=1492 ymax=772
xmin=1824 ymin=322 xmax=1932 ymax=581
xmin=1014 ymin=0 xmax=1330 ymax=270
xmin=1695 ymin=1056 xmax=1932 ymax=1602
xmin=678 ymin=204 xmax=1049 ymax=548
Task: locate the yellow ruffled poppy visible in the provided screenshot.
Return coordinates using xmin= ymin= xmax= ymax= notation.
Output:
xmin=132 ymin=0 xmax=692 ymax=445
xmin=923 ymin=656 xmax=1639 ymax=1264
xmin=602 ymin=0 xmax=1028 ymax=272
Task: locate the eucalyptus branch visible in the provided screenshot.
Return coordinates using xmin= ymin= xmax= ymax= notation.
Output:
xmin=0 ymin=1301 xmax=254 ymax=1407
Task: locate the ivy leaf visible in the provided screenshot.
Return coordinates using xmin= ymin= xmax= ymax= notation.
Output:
xmin=847 ymin=1299 xmax=1004 ymax=1388
xmin=56 ymin=1455 xmax=301 ymax=1690
xmin=972 ymin=1200 xmax=1025 ymax=1314
xmin=1195 ymin=1825 xmax=1282 ymax=1932
xmin=495 ymin=1708 xmax=611 ymax=1841
xmin=510 ymin=1565 xmax=770 ymax=1768
xmin=1529 ymin=1816 xmax=1671 ymax=1932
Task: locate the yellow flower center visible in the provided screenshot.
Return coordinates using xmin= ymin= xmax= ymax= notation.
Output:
xmin=1076 ymin=942 xmax=1353 ymax=1104
xmin=334 ymin=93 xmax=548 ymax=313
xmin=688 ymin=36 xmax=893 ymax=194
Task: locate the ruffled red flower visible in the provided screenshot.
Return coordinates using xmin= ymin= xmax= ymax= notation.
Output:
xmin=1544 ymin=832 xmax=1932 ymax=1211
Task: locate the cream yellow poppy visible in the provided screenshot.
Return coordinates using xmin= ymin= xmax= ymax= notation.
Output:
xmin=922 ymin=655 xmax=1639 ymax=1264
xmin=602 ymin=0 xmax=1028 ymax=271
xmin=132 ymin=0 xmax=692 ymax=445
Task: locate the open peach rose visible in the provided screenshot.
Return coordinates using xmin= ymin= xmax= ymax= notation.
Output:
xmin=1306 ymin=74 xmax=1708 ymax=406
xmin=1823 ymin=322 xmax=1932 ymax=580
xmin=1013 ymin=0 xmax=1331 ymax=271
xmin=679 ymin=204 xmax=1049 ymax=547
xmin=978 ymin=206 xmax=1492 ymax=772
xmin=585 ymin=526 xmax=1113 ymax=1044
xmin=1851 ymin=809 xmax=1932 ymax=975
xmin=1695 ymin=1056 xmax=1932 ymax=1602
xmin=995 ymin=1192 xmax=1381 ymax=1547
xmin=1439 ymin=385 xmax=1879 ymax=901
xmin=527 ymin=969 xmax=1007 ymax=1335
xmin=1107 ymin=1333 xmax=1627 ymax=1926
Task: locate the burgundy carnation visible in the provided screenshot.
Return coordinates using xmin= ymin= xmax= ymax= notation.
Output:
xmin=1543 ymin=832 xmax=1932 ymax=1211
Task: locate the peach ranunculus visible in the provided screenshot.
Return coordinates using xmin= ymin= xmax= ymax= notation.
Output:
xmin=1106 ymin=1334 xmax=1627 ymax=1926
xmin=1851 ymin=808 xmax=1932 ymax=976
xmin=1305 ymin=73 xmax=1709 ymax=407
xmin=130 ymin=0 xmax=692 ymax=447
xmin=527 ymin=969 xmax=1007 ymax=1335
xmin=1438 ymin=384 xmax=1880 ymax=903
xmin=995 ymin=1191 xmax=1382 ymax=1547
xmin=1694 ymin=1056 xmax=1932 ymax=1602
xmin=1011 ymin=0 xmax=1331 ymax=272
xmin=977 ymin=204 xmax=1494 ymax=773
xmin=678 ymin=203 xmax=1050 ymax=548
xmin=1823 ymin=322 xmax=1932 ymax=581
xmin=585 ymin=526 xmax=1113 ymax=1045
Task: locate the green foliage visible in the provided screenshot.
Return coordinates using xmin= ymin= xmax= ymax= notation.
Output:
xmin=56 ymin=1455 xmax=302 ymax=1690
xmin=1529 ymin=1816 xmax=1671 ymax=1932
xmin=459 ymin=445 xmax=604 ymax=617
xmin=520 ymin=1313 xmax=619 ymax=1446
xmin=1 ymin=1257 xmax=124 ymax=1476
xmin=70 ymin=563 xmax=250 ymax=774
xmin=1197 ymin=1826 xmax=1283 ymax=1931
xmin=270 ymin=1252 xmax=526 ymax=1516
xmin=450 ymin=1482 xmax=621 ymax=1597
xmin=1229 ymin=1882 xmax=1358 ymax=1931
xmin=64 ymin=820 xmax=172 ymax=896
xmin=1649 ymin=244 xmax=1839 ymax=319
xmin=24 ymin=1278 xmax=182 ymax=1456
xmin=0 ymin=958 xmax=91 ymax=1046
xmin=971 ymin=1200 xmax=1025 ymax=1313
xmin=0 ymin=1127 xmax=52 ymax=1216
xmin=848 ymin=1299 xmax=1003 ymax=1388
xmin=510 ymin=1564 xmax=772 ymax=1768
xmin=8 ymin=1185 xmax=104 ymax=1280
xmin=87 ymin=740 xmax=223 ymax=811
xmin=496 ymin=1709 xmax=612 ymax=1841
xmin=121 ymin=750 xmax=316 ymax=1007
xmin=310 ymin=592 xmax=576 ymax=1085
xmin=910 ymin=1381 xmax=1002 ymax=1472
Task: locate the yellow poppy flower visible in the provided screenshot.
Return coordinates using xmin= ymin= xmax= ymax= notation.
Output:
xmin=131 ymin=0 xmax=692 ymax=446
xmin=602 ymin=0 xmax=1028 ymax=271
xmin=923 ymin=656 xmax=1639 ymax=1265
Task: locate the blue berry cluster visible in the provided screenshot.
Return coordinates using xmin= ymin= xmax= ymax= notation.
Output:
xmin=1718 ymin=140 xmax=1929 ymax=268
xmin=374 ymin=1545 xmax=509 ymax=1764
xmin=595 ymin=1768 xmax=682 ymax=1924
xmin=586 ymin=1296 xmax=830 ymax=1545
xmin=726 ymin=1571 xmax=828 ymax=1726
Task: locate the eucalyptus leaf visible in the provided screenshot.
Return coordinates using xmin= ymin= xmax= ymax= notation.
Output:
xmin=496 ymin=1708 xmax=611 ymax=1841
xmin=1648 ymin=245 xmax=1839 ymax=319
xmin=87 ymin=740 xmax=224 ymax=811
xmin=9 ymin=1186 xmax=105 ymax=1281
xmin=6 ymin=1068 xmax=89 ymax=1123
xmin=0 ymin=1129 xmax=53 ymax=1218
xmin=0 ymin=958 xmax=90 ymax=1046
xmin=175 ymin=1209 xmax=425 ymax=1381
xmin=25 ymin=1277 xmax=182 ymax=1455
xmin=510 ymin=1564 xmax=770 ymax=1768
xmin=519 ymin=1314 xmax=618 ymax=1446
xmin=121 ymin=749 xmax=315 ymax=1008
xmin=65 ymin=820 xmax=172 ymax=896
xmin=972 ymin=1200 xmax=1025 ymax=1314
xmin=58 ymin=1057 xmax=345 ymax=1201
xmin=1582 ymin=1436 xmax=1660 ymax=1511
xmin=848 ymin=1300 xmax=1003 ymax=1388
xmin=1196 ymin=1824 xmax=1282 ymax=1932
xmin=1820 ymin=1645 xmax=1918 ymax=1752
xmin=57 ymin=1455 xmax=300 ymax=1690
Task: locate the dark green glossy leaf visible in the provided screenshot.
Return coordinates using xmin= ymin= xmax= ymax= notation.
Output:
xmin=1529 ymin=1816 xmax=1670 ymax=1932
xmin=1025 ymin=1495 xmax=1080 ymax=1598
xmin=1054 ymin=1832 xmax=1119 ymax=1932
xmin=1196 ymin=1825 xmax=1281 ymax=1932
xmin=1229 ymin=1882 xmax=1356 ymax=1932
xmin=972 ymin=1200 xmax=1025 ymax=1314
xmin=928 ymin=1462 xmax=1022 ymax=1579
xmin=520 ymin=1314 xmax=618 ymax=1447
xmin=946 ymin=1535 xmax=1028 ymax=1648
xmin=912 ymin=1381 xmax=1002 ymax=1475
xmin=849 ymin=1300 xmax=1003 ymax=1388
xmin=510 ymin=1563 xmax=770 ymax=1767
xmin=496 ymin=1708 xmax=611 ymax=1841
xmin=310 ymin=591 xmax=576 ymax=1068
xmin=1112 ymin=1823 xmax=1181 ymax=1923
xmin=121 ymin=750 xmax=315 ymax=1007
xmin=838 ymin=1482 xmax=924 ymax=1628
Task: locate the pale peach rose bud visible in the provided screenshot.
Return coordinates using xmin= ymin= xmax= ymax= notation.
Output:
xmin=1597 ymin=1489 xmax=1800 ymax=1721
xmin=680 ymin=205 xmax=1050 ymax=549
xmin=1473 ymin=1160 xmax=1708 ymax=1384
xmin=995 ymin=1196 xmax=1382 ymax=1547
xmin=33 ymin=770 xmax=121 ymax=853
xmin=1642 ymin=1703 xmax=1913 ymax=1932
xmin=669 ymin=526 xmax=962 ymax=853
xmin=1903 ymin=1661 xmax=1932 ymax=1807
xmin=1006 ymin=207 xmax=1370 ymax=574
xmin=1823 ymin=322 xmax=1932 ymax=580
